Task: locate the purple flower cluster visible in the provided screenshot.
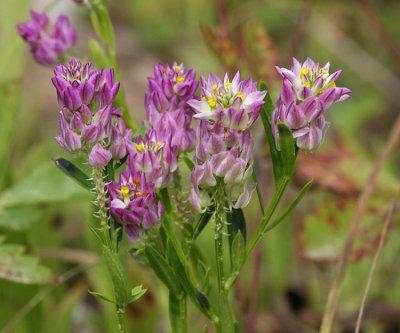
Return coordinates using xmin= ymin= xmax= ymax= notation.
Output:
xmin=52 ymin=59 xmax=120 ymax=110
xmin=17 ymin=11 xmax=77 ymax=67
xmin=188 ymin=72 xmax=266 ymax=212
xmin=107 ymin=167 xmax=163 ymax=242
xmin=54 ymin=60 xmax=132 ymax=166
xmin=145 ymin=62 xmax=198 ymax=152
xmin=272 ymin=58 xmax=351 ymax=151
xmin=128 ymin=129 xmax=178 ymax=189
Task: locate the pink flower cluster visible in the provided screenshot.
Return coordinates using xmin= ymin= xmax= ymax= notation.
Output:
xmin=188 ymin=72 xmax=267 ymax=211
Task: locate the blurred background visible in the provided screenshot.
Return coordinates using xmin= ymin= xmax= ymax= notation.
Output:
xmin=1 ymin=0 xmax=400 ymax=332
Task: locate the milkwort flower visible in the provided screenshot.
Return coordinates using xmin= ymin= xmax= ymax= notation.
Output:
xmin=188 ymin=72 xmax=266 ymax=212
xmin=272 ymin=57 xmax=351 ymax=151
xmin=187 ymin=71 xmax=266 ymax=131
xmin=144 ymin=62 xmax=198 ymax=152
xmin=127 ymin=129 xmax=178 ymax=189
xmin=107 ymin=168 xmax=164 ymax=242
xmin=17 ymin=11 xmax=77 ymax=67
xmin=190 ymin=120 xmax=256 ymax=211
xmin=54 ymin=59 xmax=132 ymax=166
xmin=52 ymin=59 xmax=120 ymax=110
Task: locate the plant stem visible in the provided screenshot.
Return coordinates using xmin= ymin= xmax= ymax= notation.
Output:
xmin=179 ymin=297 xmax=187 ymax=333
xmin=92 ymin=165 xmax=111 ymax=248
xmin=225 ymin=177 xmax=289 ymax=291
xmin=116 ymin=306 xmax=126 ymax=333
xmin=214 ymin=180 xmax=235 ymax=333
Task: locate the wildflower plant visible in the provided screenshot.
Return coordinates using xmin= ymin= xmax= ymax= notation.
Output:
xmin=17 ymin=2 xmax=351 ymax=332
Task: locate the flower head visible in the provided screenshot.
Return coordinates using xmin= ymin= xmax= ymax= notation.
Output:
xmin=127 ymin=129 xmax=178 ymax=188
xmin=17 ymin=11 xmax=77 ymax=67
xmin=188 ymin=72 xmax=267 ymax=130
xmin=55 ymin=104 xmax=132 ymax=165
xmin=272 ymin=58 xmax=351 ymax=151
xmin=52 ymin=59 xmax=120 ymax=110
xmin=145 ymin=62 xmax=199 ymax=124
xmin=107 ymin=170 xmax=163 ymax=242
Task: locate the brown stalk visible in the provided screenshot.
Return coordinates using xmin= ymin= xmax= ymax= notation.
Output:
xmin=357 ymin=0 xmax=400 ymax=71
xmin=355 ymin=184 xmax=400 ymax=333
xmin=320 ymin=114 xmax=400 ymax=333
xmin=216 ymin=0 xmax=230 ymax=39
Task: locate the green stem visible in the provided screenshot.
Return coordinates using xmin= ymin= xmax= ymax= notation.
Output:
xmin=116 ymin=306 xmax=125 ymax=333
xmin=179 ymin=297 xmax=187 ymax=333
xmin=92 ymin=165 xmax=111 ymax=248
xmin=224 ymin=177 xmax=289 ymax=291
xmin=214 ymin=181 xmax=235 ymax=333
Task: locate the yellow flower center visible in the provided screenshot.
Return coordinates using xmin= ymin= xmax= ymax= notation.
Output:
xmin=120 ymin=186 xmax=130 ymax=198
xmin=302 ymin=82 xmax=310 ymax=88
xmin=329 ymin=82 xmax=336 ymax=88
xmin=202 ymin=96 xmax=207 ymax=101
xmin=136 ymin=143 xmax=144 ymax=152
xmin=300 ymin=67 xmax=308 ymax=78
xmin=212 ymin=84 xmax=218 ymax=91
xmin=173 ymin=65 xmax=181 ymax=71
xmin=208 ymin=97 xmax=216 ymax=108
xmin=237 ymin=92 xmax=244 ymax=100
xmin=157 ymin=141 xmax=163 ymax=149
xmin=321 ymin=69 xmax=328 ymax=74
xmin=225 ymin=82 xmax=232 ymax=87
xmin=176 ymin=75 xmax=184 ymax=83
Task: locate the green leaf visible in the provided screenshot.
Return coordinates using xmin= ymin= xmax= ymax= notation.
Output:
xmin=88 ymin=38 xmax=111 ymax=70
xmin=54 ymin=158 xmax=94 ymax=190
xmin=97 ymin=4 xmax=116 ymax=50
xmin=258 ymin=81 xmax=282 ymax=187
xmin=144 ymin=246 xmax=182 ymax=296
xmin=196 ymin=260 xmax=211 ymax=294
xmin=230 ymin=208 xmax=247 ymax=243
xmin=183 ymin=156 xmax=195 ymax=171
xmin=265 ymin=179 xmax=313 ymax=233
xmin=90 ymin=10 xmax=105 ymax=41
xmin=0 ymin=161 xmax=90 ymax=207
xmin=88 ymin=290 xmax=115 ymax=304
xmin=102 ymin=246 xmax=132 ymax=306
xmin=195 ymin=288 xmax=210 ymax=310
xmin=278 ymin=122 xmax=296 ymax=178
xmin=166 ymin=240 xmax=211 ymax=318
xmin=130 ymin=285 xmax=147 ymax=302
xmin=169 ymin=292 xmax=180 ymax=333
xmin=231 ymin=231 xmax=245 ymax=273
xmin=0 ymin=206 xmax=40 ymax=230
xmin=193 ymin=207 xmax=214 ymax=239
xmin=0 ymin=243 xmax=55 ymax=284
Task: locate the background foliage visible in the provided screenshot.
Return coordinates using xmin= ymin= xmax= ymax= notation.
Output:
xmin=1 ymin=0 xmax=400 ymax=332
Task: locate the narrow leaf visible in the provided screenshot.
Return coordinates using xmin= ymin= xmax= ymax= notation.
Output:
xmin=183 ymin=156 xmax=195 ymax=171
xmin=102 ymin=246 xmax=131 ymax=306
xmin=88 ymin=38 xmax=110 ymax=69
xmin=166 ymin=240 xmax=211 ymax=318
xmin=89 ymin=290 xmax=115 ymax=304
xmin=144 ymin=246 xmax=182 ymax=296
xmin=193 ymin=207 xmax=214 ymax=239
xmin=278 ymin=122 xmax=296 ymax=178
xmin=231 ymin=231 xmax=246 ymax=272
xmin=195 ymin=288 xmax=210 ymax=310
xmin=258 ymin=81 xmax=282 ymax=187
xmin=89 ymin=10 xmax=105 ymax=41
xmin=231 ymin=208 xmax=247 ymax=243
xmin=265 ymin=179 xmax=313 ymax=233
xmin=54 ymin=158 xmax=94 ymax=190
xmin=169 ymin=292 xmax=181 ymax=333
